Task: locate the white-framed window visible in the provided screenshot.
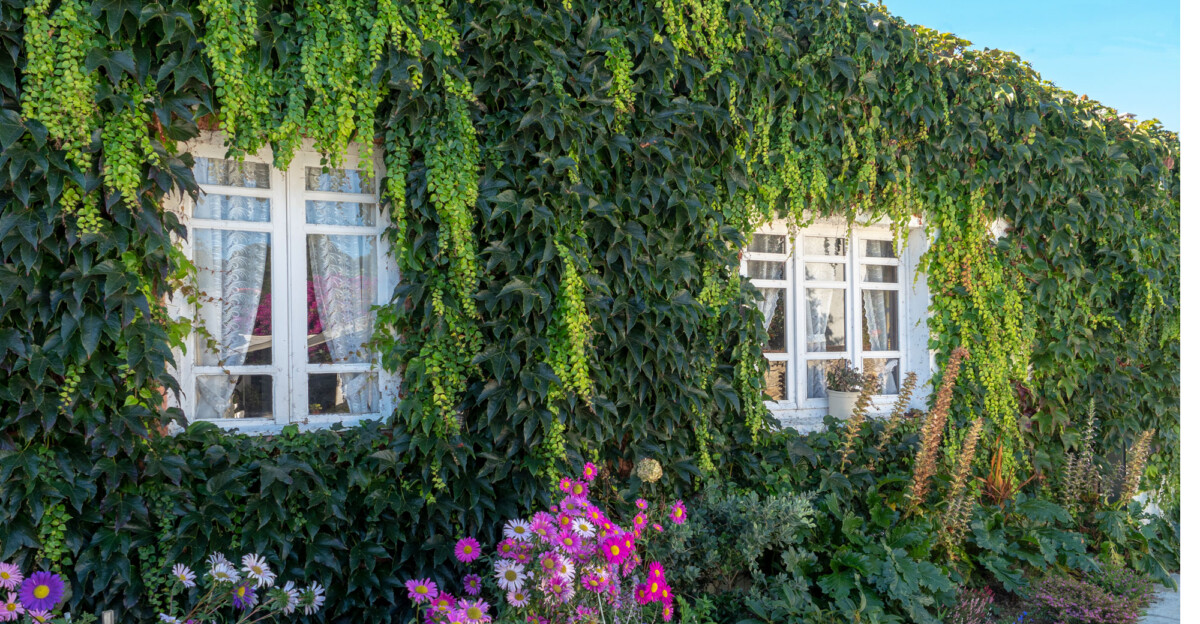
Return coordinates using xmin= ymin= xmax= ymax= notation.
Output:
xmin=742 ymin=220 xmax=933 ymax=425
xmin=170 ymin=136 xmax=399 ymax=432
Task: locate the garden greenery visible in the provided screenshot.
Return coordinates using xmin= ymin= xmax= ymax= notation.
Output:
xmin=0 ymin=0 xmax=1178 ymax=620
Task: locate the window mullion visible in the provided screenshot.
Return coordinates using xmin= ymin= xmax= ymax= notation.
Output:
xmin=280 ymin=159 xmax=301 ymax=426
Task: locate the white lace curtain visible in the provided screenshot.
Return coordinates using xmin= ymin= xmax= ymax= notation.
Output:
xmin=307 ymin=232 xmax=376 ymax=413
xmin=194 ymin=227 xmax=270 ymax=420
xmin=863 ymin=290 xmax=899 ymax=393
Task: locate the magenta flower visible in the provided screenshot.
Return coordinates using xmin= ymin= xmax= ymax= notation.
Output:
xmin=405 ymin=578 xmax=438 ymax=603
xmin=647 ymin=561 xmax=665 ymax=581
xmin=455 ymin=537 xmax=481 ymax=563
xmin=462 ymin=573 xmax=481 ymax=595
xmin=18 ymin=572 xmax=63 ymax=611
xmin=0 ymin=565 xmax=21 ymax=592
xmin=670 ymin=500 xmax=687 ymax=524
xmin=430 ymin=592 xmax=457 ymax=613
xmin=600 ymin=535 xmax=630 ymax=564
xmin=582 ymin=462 xmax=598 ymax=482
xmin=635 ymin=498 xmax=648 ymax=510
xmin=558 ymin=478 xmax=572 ymax=493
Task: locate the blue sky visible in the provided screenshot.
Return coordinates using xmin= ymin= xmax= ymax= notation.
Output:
xmin=883 ymin=1 xmax=1180 ymax=130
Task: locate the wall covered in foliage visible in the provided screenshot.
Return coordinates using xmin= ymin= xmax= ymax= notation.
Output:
xmin=0 ymin=0 xmax=1178 ymax=620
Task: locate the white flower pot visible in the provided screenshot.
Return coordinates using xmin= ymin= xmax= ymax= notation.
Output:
xmin=827 ymin=389 xmax=860 ymax=420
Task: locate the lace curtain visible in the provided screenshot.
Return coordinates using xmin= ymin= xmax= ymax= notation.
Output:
xmin=307 ymin=231 xmax=376 ymax=413
xmin=863 ymin=290 xmax=899 ymax=393
xmin=194 ymin=228 xmax=270 ymax=419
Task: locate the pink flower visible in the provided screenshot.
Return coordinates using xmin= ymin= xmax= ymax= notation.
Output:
xmin=558 ymin=478 xmax=572 ymax=493
xmin=455 ymin=537 xmax=482 ymax=563
xmin=635 ymin=498 xmax=648 ymax=510
xmin=0 ymin=565 xmax=21 ymax=592
xmin=0 ymin=592 xmax=24 ymax=621
xmin=670 ymin=500 xmax=687 ymax=524
xmin=582 ymin=462 xmax=598 ymax=482
xmin=633 ymin=512 xmax=647 ymax=533
xmin=431 ymin=592 xmax=457 ymax=613
xmin=647 ymin=561 xmax=665 ymax=582
xmin=600 ymin=535 xmax=630 ymax=564
xmin=653 ymin=523 xmax=663 ymax=532
xmin=405 ymin=578 xmax=438 ymax=603
xmin=568 ymin=480 xmax=589 ymax=498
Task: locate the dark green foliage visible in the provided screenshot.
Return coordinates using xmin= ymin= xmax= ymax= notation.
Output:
xmin=0 ymin=0 xmax=1178 ymax=622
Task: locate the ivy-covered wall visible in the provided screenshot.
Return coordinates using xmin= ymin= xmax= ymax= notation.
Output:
xmin=0 ymin=0 xmax=1178 ymax=621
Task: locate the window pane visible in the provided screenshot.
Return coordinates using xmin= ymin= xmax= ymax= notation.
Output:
xmin=805 ymin=288 xmax=846 ymax=352
xmin=804 ymin=262 xmax=845 ymax=281
xmin=764 ymin=360 xmax=787 ymax=401
xmin=306 ymin=200 xmax=378 ymax=226
xmin=194 ymin=158 xmax=270 ymax=188
xmin=749 ymin=233 xmax=786 ymax=254
xmin=758 ymin=288 xmax=786 ymax=352
xmin=862 ymin=264 xmax=898 ymax=283
xmin=307 ymin=234 xmax=378 ymax=364
xmin=746 ymin=260 xmax=786 ymax=281
xmin=806 ymin=360 xmax=833 ymax=399
xmin=194 ymin=194 xmax=271 ymax=222
xmin=193 ymin=229 xmax=272 ymax=366
xmin=803 ymin=236 xmax=846 ymax=256
xmin=862 ymin=290 xmax=899 ymax=351
xmin=308 ymin=373 xmax=378 ymax=415
xmin=306 ymin=166 xmax=373 ymax=193
xmin=861 ymin=239 xmax=896 ymax=258
xmin=864 ymin=358 xmax=900 ymax=395
xmin=195 ymin=374 xmax=272 ymax=420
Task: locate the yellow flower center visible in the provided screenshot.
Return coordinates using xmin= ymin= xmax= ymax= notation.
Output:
xmin=609 ymin=545 xmax=620 ymax=556
xmin=651 ymin=581 xmax=659 ymax=593
xmin=416 ymin=585 xmax=428 ymax=595
xmin=6 ymin=603 xmax=16 ymax=612
xmin=467 ymin=607 xmax=482 ymax=618
xmin=0 ymin=572 xmax=9 ymax=580
xmin=505 ymin=570 xmax=517 ymax=581
xmin=237 ymin=586 xmax=246 ymax=598
xmin=463 ymin=545 xmax=472 ymax=554
xmin=514 ymin=526 xmax=525 ymax=534
xmin=34 ymin=585 xmax=50 ymax=600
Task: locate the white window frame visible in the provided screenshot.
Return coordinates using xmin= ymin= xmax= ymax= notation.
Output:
xmin=744 ymin=218 xmax=935 ymax=431
xmin=167 ymin=132 xmax=400 ymax=434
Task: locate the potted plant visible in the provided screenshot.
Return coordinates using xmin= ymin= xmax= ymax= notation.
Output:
xmin=825 ymin=358 xmax=866 ymax=420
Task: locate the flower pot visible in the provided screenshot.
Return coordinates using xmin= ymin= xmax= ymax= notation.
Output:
xmin=827 ymin=389 xmax=860 ymax=420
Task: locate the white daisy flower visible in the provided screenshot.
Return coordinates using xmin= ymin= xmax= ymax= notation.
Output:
xmin=171 ymin=564 xmax=196 ymax=588
xmin=556 ymin=558 xmax=575 ymax=583
xmin=301 ymin=582 xmax=325 ymax=615
xmin=571 ymin=518 xmax=595 ymax=538
xmin=493 ymin=560 xmax=527 ymax=592
xmin=206 ymin=552 xmax=231 ymax=569
xmin=158 ymin=616 xmax=182 ymax=624
xmin=281 ymin=581 xmax=300 ymax=615
xmin=506 ymin=588 xmax=530 ymax=608
xmin=241 ymin=554 xmax=276 ymax=588
xmin=503 ymin=519 xmax=533 ymax=542
xmin=208 ymin=562 xmax=239 ymax=584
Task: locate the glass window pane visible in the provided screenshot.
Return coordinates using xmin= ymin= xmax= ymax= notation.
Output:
xmin=307 ymin=234 xmax=378 ymax=364
xmin=194 ymin=158 xmax=270 ymax=188
xmin=806 ymin=360 xmax=833 ymax=399
xmin=764 ymin=360 xmax=787 ymax=401
xmin=864 ymin=358 xmax=901 ymax=395
xmin=306 ymin=201 xmax=378 ymax=226
xmin=746 ymin=260 xmax=786 ymax=281
xmin=861 ymin=239 xmax=896 ymax=258
xmin=862 ymin=290 xmax=899 ymax=351
xmin=862 ymin=264 xmax=898 ymax=283
xmin=805 ymin=288 xmax=846 ymax=352
xmin=803 ymin=236 xmax=846 ymax=257
xmin=194 ymin=194 xmax=271 ymax=222
xmin=749 ymin=234 xmax=786 ymax=254
xmin=193 ymin=229 xmax=272 ymax=366
xmin=758 ymin=288 xmax=786 ymax=352
xmin=309 ymin=373 xmax=379 ymax=415
xmin=804 ymin=262 xmax=845 ymax=281
xmin=195 ymin=374 xmax=272 ymax=420
xmin=306 ymin=166 xmax=373 ymax=193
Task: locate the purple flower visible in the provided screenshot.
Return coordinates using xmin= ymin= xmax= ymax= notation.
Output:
xmin=462 ymin=573 xmax=482 ymax=595
xmin=18 ymin=572 xmax=64 ymax=611
xmin=231 ymin=581 xmax=257 ymax=610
